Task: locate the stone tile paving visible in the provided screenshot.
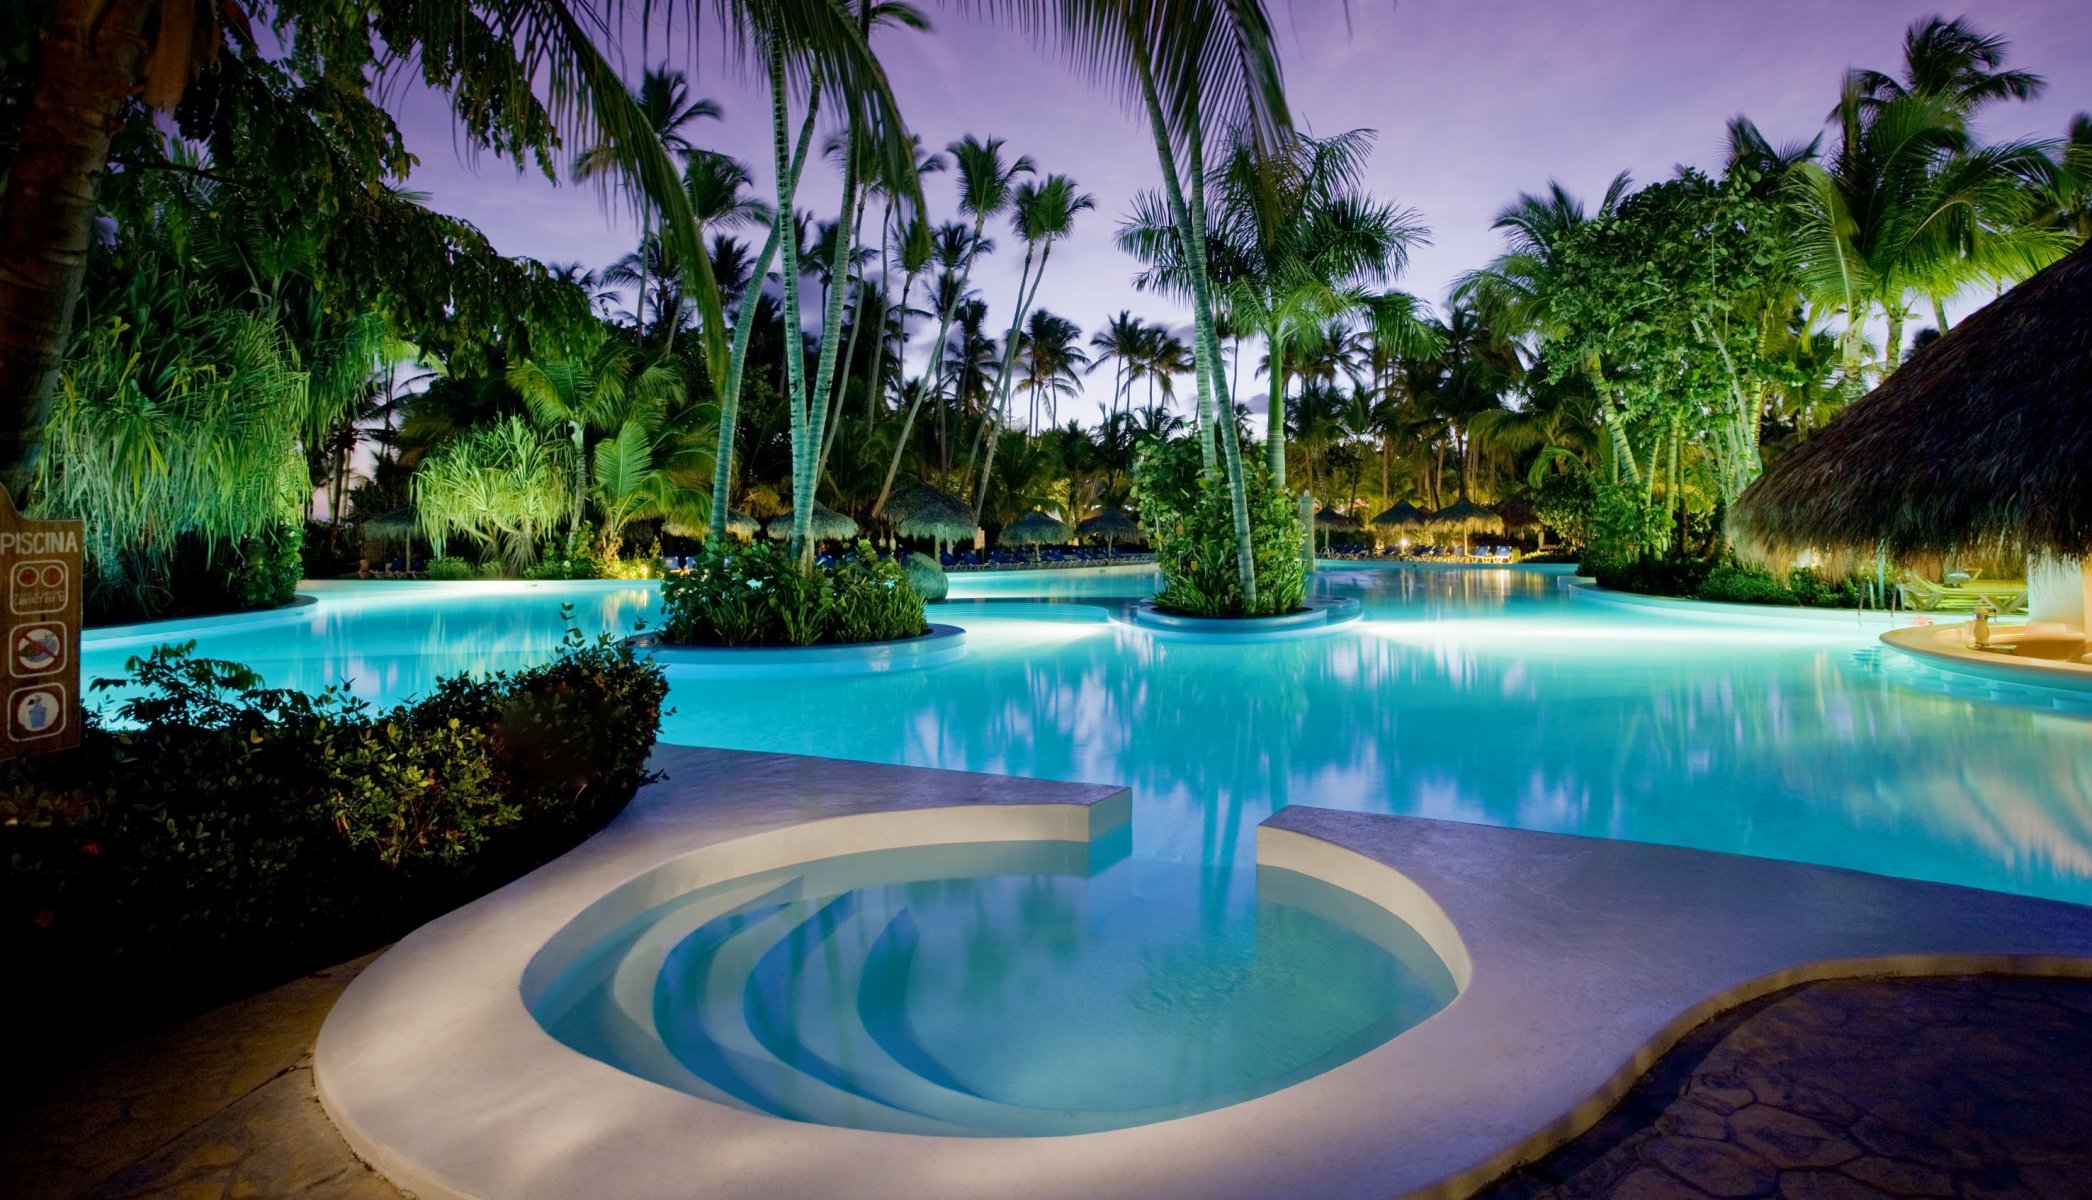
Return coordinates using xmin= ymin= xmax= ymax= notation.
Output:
xmin=1482 ymin=975 xmax=2092 ymax=1200
xmin=6 ymin=968 xmax=2091 ymax=1199
xmin=0 ymin=952 xmax=393 ymax=1200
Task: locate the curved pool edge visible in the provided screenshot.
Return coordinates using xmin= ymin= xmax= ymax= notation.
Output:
xmin=1881 ymin=623 xmax=2092 ymax=701
xmin=1124 ymin=595 xmax=1362 ymax=641
xmin=315 ymin=749 xmax=2092 ymax=1200
xmin=83 ymin=593 xmax=321 ymax=648
xmin=632 ymin=624 xmax=967 ymax=677
xmin=1561 ymin=575 xmax=1916 ymax=628
xmin=1256 ymin=806 xmax=2092 ymax=1198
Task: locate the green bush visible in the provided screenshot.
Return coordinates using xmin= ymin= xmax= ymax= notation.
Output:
xmin=659 ymin=539 xmax=928 ymax=647
xmin=1133 ymin=437 xmax=1306 ymax=617
xmin=1696 ymin=562 xmax=1796 ymax=605
xmin=903 ymin=551 xmax=948 ymax=602
xmin=425 ymin=556 xmax=476 ymax=581
xmin=0 ymin=631 xmax=667 ymax=1042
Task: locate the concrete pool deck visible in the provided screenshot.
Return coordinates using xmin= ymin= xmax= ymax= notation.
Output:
xmin=308 ymin=748 xmax=2092 ymax=1200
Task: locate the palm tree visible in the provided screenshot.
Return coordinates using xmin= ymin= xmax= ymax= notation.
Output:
xmin=980 ymin=0 xmax=1293 ymax=606
xmin=1017 ymin=311 xmax=1091 ymax=431
xmin=507 ymin=346 xmax=683 ymax=539
xmin=1087 ymin=311 xmax=1148 ymax=424
xmin=1786 ymin=81 xmax=2066 ymax=390
xmin=972 ymin=172 xmax=1096 ymax=517
xmin=574 ymin=66 xmax=720 ymax=341
xmin=870 ymin=139 xmax=1030 ymax=517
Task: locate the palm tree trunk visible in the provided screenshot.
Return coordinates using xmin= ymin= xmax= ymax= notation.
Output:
xmin=706 ymin=85 xmax=819 ymax=542
xmin=970 ymin=242 xmax=1042 ymax=518
xmin=796 ymin=97 xmax=862 ymax=565
xmin=767 ymin=47 xmax=816 ymax=566
xmin=1134 ymin=51 xmax=1256 ymax=606
xmin=0 ymin=0 xmax=154 ymax=501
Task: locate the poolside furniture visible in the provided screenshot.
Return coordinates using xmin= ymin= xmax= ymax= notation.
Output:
xmin=1895 ymin=574 xmax=2028 ymax=614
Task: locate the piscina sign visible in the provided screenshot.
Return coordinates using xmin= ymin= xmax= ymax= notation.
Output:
xmin=0 ymin=491 xmax=82 ymax=758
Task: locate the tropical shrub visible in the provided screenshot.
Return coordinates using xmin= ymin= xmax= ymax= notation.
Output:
xmin=659 ymin=540 xmax=927 ymax=647
xmin=1133 ymin=437 xmax=1307 ymax=617
xmin=1697 ymin=563 xmax=1865 ymax=608
xmin=0 ymin=632 xmax=666 ymax=1042
xmin=425 ymin=556 xmax=477 ymax=581
xmin=1531 ymin=471 xmax=1598 ymax=549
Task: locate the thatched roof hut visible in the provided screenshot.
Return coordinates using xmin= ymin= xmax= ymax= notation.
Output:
xmin=885 ymin=484 xmax=977 ymax=542
xmin=1371 ymin=500 xmax=1430 ymax=529
xmin=1000 ymin=510 xmax=1073 ymax=546
xmin=1729 ymin=241 xmax=2092 ymax=570
xmin=1077 ymin=508 xmax=1141 ymax=541
xmin=1314 ymin=506 xmax=1364 ymax=531
xmin=763 ymin=504 xmax=860 ymax=542
xmin=1429 ymin=499 xmax=1504 ymax=535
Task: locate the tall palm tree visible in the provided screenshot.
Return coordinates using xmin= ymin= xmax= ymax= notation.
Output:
xmin=972 ymin=172 xmax=1096 ymax=516
xmin=982 ymin=0 xmax=1293 ymax=605
xmin=870 ymin=139 xmax=1030 ymax=516
xmin=1017 ymin=311 xmax=1091 ymax=431
xmin=574 ymin=66 xmax=720 ymax=341
xmin=1087 ymin=311 xmax=1147 ymax=424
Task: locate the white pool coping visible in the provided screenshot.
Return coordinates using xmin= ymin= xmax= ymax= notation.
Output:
xmin=317 ymin=751 xmax=2092 ymax=1200
xmin=1881 ymin=622 xmax=2092 ymax=699
xmin=633 ymin=624 xmax=967 ymax=678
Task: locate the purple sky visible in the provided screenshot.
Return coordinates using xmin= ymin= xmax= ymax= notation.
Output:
xmin=393 ymin=1 xmax=2092 ymax=423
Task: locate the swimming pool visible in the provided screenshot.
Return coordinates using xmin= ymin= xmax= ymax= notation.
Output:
xmin=82 ymin=566 xmax=2092 ymax=905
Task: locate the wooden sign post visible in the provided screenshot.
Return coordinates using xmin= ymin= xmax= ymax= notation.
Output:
xmin=0 ymin=491 xmax=83 ymax=758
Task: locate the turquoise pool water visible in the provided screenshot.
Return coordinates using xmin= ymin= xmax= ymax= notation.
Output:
xmin=531 ymin=841 xmax=1456 ymax=1135
xmin=80 ymin=566 xmax=2092 ymax=905
xmin=84 ymin=564 xmax=2092 ymax=1134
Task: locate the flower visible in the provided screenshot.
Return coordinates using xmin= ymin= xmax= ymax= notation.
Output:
xmin=33 ymin=909 xmax=55 ymax=929
xmin=80 ymin=841 xmax=101 ymax=858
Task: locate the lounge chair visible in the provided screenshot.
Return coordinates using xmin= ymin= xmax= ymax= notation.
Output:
xmin=1895 ymin=574 xmax=2028 ymax=614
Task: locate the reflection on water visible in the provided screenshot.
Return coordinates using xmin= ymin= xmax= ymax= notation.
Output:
xmin=83 ymin=568 xmax=2092 ymax=906
xmin=534 ymin=841 xmax=1454 ymax=1135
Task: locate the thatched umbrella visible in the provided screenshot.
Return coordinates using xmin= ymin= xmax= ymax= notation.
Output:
xmin=665 ymin=508 xmax=760 ymax=541
xmin=1730 ymin=241 xmax=2092 ymax=575
xmin=1000 ymin=510 xmax=1073 ymax=561
xmin=1313 ymin=505 xmax=1363 ymax=551
xmin=1077 ymin=508 xmax=1140 ymax=555
xmin=885 ymin=484 xmax=977 ymax=546
xmin=362 ymin=507 xmax=419 ymax=571
xmin=1429 ymin=498 xmax=1504 ymax=555
xmin=763 ymin=503 xmax=860 ymax=542
xmin=1371 ymin=500 xmax=1432 ymax=551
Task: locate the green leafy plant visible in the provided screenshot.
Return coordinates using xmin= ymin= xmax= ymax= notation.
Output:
xmin=425 ymin=556 xmax=477 ymax=581
xmin=659 ymin=539 xmax=926 ymax=646
xmin=1133 ymin=437 xmax=1306 ymax=617
xmin=0 ymin=633 xmax=666 ymax=1041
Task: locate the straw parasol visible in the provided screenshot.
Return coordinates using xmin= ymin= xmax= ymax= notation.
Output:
xmin=665 ymin=508 xmax=759 ymax=540
xmin=1077 ymin=508 xmax=1141 ymax=556
xmin=885 ymin=484 xmax=977 ymax=543
xmin=1077 ymin=508 xmax=1140 ymax=541
xmin=362 ymin=507 xmax=418 ymax=543
xmin=1729 ymin=240 xmax=2092 ymax=572
xmin=1428 ymin=498 xmax=1504 ymax=555
xmin=1493 ymin=494 xmax=1540 ymax=533
xmin=1430 ymin=498 xmax=1504 ymax=536
xmin=1314 ymin=506 xmax=1364 ymax=532
xmin=1000 ymin=510 xmax=1073 ymax=547
xmin=763 ymin=503 xmax=860 ymax=542
xmin=1371 ymin=500 xmax=1430 ymax=530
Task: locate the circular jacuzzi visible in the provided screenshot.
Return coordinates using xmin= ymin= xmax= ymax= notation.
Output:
xmin=525 ymin=839 xmax=1456 ymax=1137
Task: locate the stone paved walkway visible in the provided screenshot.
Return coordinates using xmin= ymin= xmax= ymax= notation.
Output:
xmin=1 ymin=953 xmax=393 ymax=1200
xmin=6 ymin=969 xmax=2091 ymax=1199
xmin=1483 ymin=976 xmax=2092 ymax=1199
